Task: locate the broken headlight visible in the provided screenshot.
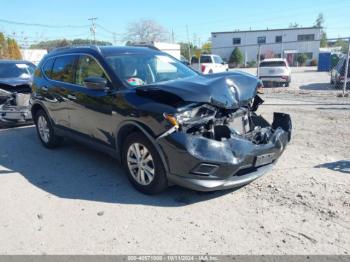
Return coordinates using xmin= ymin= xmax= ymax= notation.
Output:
xmin=164 ymin=104 xmax=217 ymax=127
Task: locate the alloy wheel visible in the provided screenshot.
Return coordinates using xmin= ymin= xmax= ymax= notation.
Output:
xmin=127 ymin=143 xmax=155 ymax=185
xmin=37 ymin=115 xmax=50 ymax=143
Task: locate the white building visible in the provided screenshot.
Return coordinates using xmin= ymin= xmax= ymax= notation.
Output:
xmin=152 ymin=42 xmax=181 ymax=60
xmin=20 ymin=49 xmax=48 ymax=65
xmin=211 ymin=27 xmax=322 ymax=66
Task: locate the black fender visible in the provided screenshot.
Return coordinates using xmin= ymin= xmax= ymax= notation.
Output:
xmin=115 ymin=120 xmax=170 ymax=174
xmin=30 ymin=100 xmax=54 ymax=125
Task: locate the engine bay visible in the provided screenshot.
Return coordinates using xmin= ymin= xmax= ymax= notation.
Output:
xmin=162 ymin=95 xmax=291 ymax=146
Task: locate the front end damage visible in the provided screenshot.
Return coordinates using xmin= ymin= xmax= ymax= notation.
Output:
xmin=149 ymin=76 xmax=292 ymax=191
xmin=0 ymin=84 xmax=32 ymax=126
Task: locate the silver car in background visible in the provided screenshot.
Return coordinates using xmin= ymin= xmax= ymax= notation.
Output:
xmin=258 ymin=58 xmax=291 ymax=87
xmin=0 ymin=60 xmax=36 ymax=126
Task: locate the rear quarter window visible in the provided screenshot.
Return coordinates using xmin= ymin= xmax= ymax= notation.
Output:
xmin=51 ymin=55 xmax=77 ymax=83
xmin=42 ymin=58 xmax=54 ymax=78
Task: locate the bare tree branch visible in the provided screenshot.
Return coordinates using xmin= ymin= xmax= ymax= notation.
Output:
xmin=124 ymin=19 xmax=168 ymax=43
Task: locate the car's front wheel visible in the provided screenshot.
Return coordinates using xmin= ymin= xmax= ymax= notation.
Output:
xmin=34 ymin=109 xmax=62 ymax=148
xmin=122 ymin=132 xmax=168 ymax=194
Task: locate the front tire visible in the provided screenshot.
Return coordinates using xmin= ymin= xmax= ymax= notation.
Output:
xmin=34 ymin=109 xmax=62 ymax=148
xmin=122 ymin=132 xmax=168 ymax=194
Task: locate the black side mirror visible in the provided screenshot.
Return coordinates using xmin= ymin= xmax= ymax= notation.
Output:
xmin=83 ymin=76 xmax=108 ymax=90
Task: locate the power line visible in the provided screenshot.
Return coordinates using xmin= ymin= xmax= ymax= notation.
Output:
xmin=0 ymin=18 xmax=89 ymax=28
xmin=96 ymin=24 xmax=122 ymax=35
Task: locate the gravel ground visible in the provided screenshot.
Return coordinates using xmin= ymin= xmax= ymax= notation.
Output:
xmin=0 ymin=69 xmax=349 ymax=255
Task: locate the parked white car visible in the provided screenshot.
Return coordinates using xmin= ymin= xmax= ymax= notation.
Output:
xmin=190 ymin=54 xmax=229 ymax=74
xmin=258 ymin=58 xmax=291 ymax=87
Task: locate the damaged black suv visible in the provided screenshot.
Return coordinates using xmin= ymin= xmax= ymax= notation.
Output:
xmin=31 ymin=46 xmax=291 ymax=194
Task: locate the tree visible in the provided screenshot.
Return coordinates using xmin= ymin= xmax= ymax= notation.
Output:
xmin=124 ymin=19 xmax=168 ymax=43
xmin=30 ymin=38 xmax=112 ymax=51
xmin=296 ymin=53 xmax=308 ymax=66
xmin=0 ymin=32 xmax=7 ymax=58
xmin=11 ymin=39 xmax=22 ymax=59
xmin=0 ymin=33 xmax=22 ymax=59
xmin=314 ymin=13 xmax=324 ymax=28
xmin=334 ymin=39 xmax=349 ymax=54
xmin=229 ymin=47 xmax=244 ymax=66
xmin=314 ymin=13 xmax=328 ymax=48
xmin=179 ymin=42 xmax=199 ymax=60
xmin=7 ymin=38 xmax=14 ymax=59
xmin=320 ymin=33 xmax=328 ymax=48
xmin=289 ymin=22 xmax=301 ymax=28
xmin=201 ymin=42 xmax=212 ymax=54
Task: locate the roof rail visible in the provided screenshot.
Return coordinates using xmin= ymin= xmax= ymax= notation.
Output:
xmin=126 ymin=42 xmax=160 ymax=51
xmin=49 ymin=45 xmax=102 ymax=54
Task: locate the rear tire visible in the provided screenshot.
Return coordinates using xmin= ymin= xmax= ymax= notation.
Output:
xmin=285 ymin=82 xmax=290 ymax=87
xmin=34 ymin=109 xmax=62 ymax=148
xmin=122 ymin=132 xmax=168 ymax=194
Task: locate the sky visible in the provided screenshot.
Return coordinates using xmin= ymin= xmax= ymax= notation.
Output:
xmin=0 ymin=0 xmax=349 ymax=47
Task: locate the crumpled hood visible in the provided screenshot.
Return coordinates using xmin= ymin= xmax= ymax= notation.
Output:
xmin=136 ymin=71 xmax=260 ymax=109
xmin=0 ymin=77 xmax=32 ymax=87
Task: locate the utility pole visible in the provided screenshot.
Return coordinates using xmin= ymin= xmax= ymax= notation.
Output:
xmin=343 ymin=38 xmax=350 ymax=97
xmin=88 ymin=17 xmax=97 ymax=45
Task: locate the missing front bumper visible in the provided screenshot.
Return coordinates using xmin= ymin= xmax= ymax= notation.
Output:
xmin=158 ymin=112 xmax=291 ymax=191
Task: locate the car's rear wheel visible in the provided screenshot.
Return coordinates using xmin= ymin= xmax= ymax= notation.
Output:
xmin=122 ymin=132 xmax=167 ymax=194
xmin=35 ymin=109 xmax=62 ymax=148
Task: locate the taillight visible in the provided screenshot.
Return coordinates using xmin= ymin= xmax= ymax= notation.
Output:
xmin=201 ymin=65 xmax=206 ymax=72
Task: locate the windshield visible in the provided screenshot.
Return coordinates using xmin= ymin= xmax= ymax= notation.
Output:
xmin=0 ymin=63 xmax=32 ymax=78
xmin=105 ymin=53 xmax=197 ymax=86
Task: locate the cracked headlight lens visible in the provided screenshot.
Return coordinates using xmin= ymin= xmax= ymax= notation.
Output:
xmin=175 ymin=104 xmax=217 ymax=125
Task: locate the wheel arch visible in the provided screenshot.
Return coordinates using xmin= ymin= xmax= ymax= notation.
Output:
xmin=31 ymin=102 xmax=57 ymax=129
xmin=115 ymin=121 xmax=169 ymax=173
xmin=31 ymin=103 xmax=47 ymax=122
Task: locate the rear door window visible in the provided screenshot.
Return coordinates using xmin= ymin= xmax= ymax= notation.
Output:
xmin=51 ymin=55 xmax=78 ymax=83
